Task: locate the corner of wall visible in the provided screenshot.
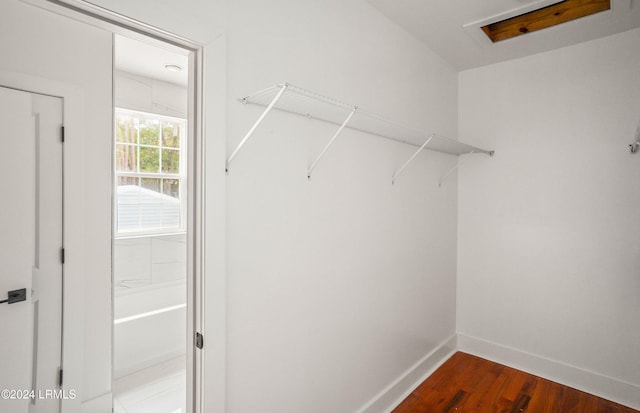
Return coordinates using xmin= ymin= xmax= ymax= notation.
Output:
xmin=457 ymin=334 xmax=640 ymax=410
xmin=356 ymin=335 xmax=457 ymax=413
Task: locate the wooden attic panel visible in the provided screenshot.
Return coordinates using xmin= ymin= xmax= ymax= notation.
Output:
xmin=481 ymin=0 xmax=611 ymax=43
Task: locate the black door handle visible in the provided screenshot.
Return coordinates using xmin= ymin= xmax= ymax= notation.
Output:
xmin=0 ymin=288 xmax=27 ymax=304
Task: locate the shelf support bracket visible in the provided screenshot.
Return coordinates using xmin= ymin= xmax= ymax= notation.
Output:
xmin=226 ymin=83 xmax=289 ymax=173
xmin=392 ymin=134 xmax=434 ymax=184
xmin=307 ymin=107 xmax=357 ymax=179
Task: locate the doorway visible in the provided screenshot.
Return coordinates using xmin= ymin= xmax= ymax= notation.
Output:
xmin=112 ymin=34 xmax=194 ymax=413
xmin=0 ymin=85 xmax=63 ymax=412
xmin=0 ymin=1 xmax=205 ymax=411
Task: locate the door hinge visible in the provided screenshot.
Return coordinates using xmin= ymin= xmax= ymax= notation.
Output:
xmin=195 ymin=332 xmax=204 ymax=349
xmin=58 ymin=368 xmax=63 ymax=387
xmin=61 ymin=126 xmax=65 ymax=143
xmin=60 ymin=248 xmax=65 ymax=264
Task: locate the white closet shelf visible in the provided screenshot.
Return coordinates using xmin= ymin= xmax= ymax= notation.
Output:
xmin=227 ymin=83 xmax=494 ymax=182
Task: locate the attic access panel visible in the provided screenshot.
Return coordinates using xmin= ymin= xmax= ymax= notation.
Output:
xmin=482 ymin=0 xmax=611 ymax=42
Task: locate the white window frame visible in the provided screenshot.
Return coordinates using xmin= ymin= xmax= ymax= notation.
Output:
xmin=114 ymin=107 xmax=188 ymax=238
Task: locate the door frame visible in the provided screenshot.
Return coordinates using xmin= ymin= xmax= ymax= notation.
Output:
xmin=11 ymin=1 xmax=207 ymax=412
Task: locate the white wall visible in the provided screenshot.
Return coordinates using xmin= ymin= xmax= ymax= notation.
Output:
xmin=92 ymin=0 xmax=461 ymax=412
xmin=458 ymin=28 xmax=640 ymax=408
xmin=224 ymin=1 xmax=459 ymax=412
xmin=0 ymin=1 xmax=113 ymax=410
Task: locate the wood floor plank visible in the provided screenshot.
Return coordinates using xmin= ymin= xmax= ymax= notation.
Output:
xmin=392 ymin=394 xmax=427 ymax=413
xmin=510 ymin=393 xmax=532 ymax=413
xmin=392 ymin=352 xmax=639 ymax=413
xmin=496 ymin=367 xmax=531 ymax=404
xmin=461 ymin=363 xmax=505 ymax=411
xmin=441 ymin=389 xmax=468 ymax=413
xmin=558 ymin=385 xmax=583 ymax=413
xmin=526 ymin=377 xmax=562 ymax=413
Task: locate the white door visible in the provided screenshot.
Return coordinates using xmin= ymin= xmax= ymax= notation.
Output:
xmin=0 ymin=86 xmax=63 ymax=413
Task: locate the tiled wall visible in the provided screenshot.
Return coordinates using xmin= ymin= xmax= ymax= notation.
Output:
xmin=114 ymin=233 xmax=186 ymax=293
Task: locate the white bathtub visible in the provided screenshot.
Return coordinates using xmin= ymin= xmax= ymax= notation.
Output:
xmin=113 ymin=279 xmax=186 ymax=378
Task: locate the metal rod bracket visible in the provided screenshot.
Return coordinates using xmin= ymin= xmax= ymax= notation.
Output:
xmin=306 ymin=107 xmax=357 ymax=179
xmin=391 ymin=134 xmax=434 ymax=184
xmin=226 ymin=83 xmax=289 ymax=173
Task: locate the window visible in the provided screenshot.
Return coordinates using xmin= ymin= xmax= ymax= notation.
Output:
xmin=114 ymin=108 xmax=186 ymax=235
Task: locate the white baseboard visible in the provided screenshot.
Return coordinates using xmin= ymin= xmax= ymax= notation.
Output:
xmin=81 ymin=392 xmax=112 ymax=413
xmin=457 ymin=333 xmax=640 ymax=410
xmin=356 ymin=334 xmax=457 ymax=413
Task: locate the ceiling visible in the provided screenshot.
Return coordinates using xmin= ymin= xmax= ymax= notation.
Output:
xmin=114 ymin=35 xmax=189 ymax=87
xmin=113 ymin=1 xmax=639 ymax=77
xmin=366 ymin=0 xmax=640 ymax=70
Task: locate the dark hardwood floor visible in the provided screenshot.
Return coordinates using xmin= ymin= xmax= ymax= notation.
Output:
xmin=392 ymin=352 xmax=638 ymax=413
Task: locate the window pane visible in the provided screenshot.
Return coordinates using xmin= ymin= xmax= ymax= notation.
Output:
xmin=162 ymin=122 xmax=180 ymax=148
xmin=161 ymin=179 xmax=180 ymax=228
xmin=140 ymin=147 xmax=159 ymax=173
xmin=139 ymin=118 xmax=160 ymax=145
xmin=162 ymin=179 xmax=180 ymax=199
xmin=140 ymin=181 xmax=162 ymax=229
xmin=116 ymin=144 xmax=137 ymax=172
xmin=116 ymin=177 xmax=140 ymax=232
xmin=116 ymin=177 xmax=181 ymax=232
xmin=162 ymin=149 xmax=180 ymax=174
xmin=116 ymin=115 xmax=137 ymax=143
xmin=118 ymin=176 xmax=138 ymax=186
xmin=141 ymin=177 xmax=161 ymax=192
